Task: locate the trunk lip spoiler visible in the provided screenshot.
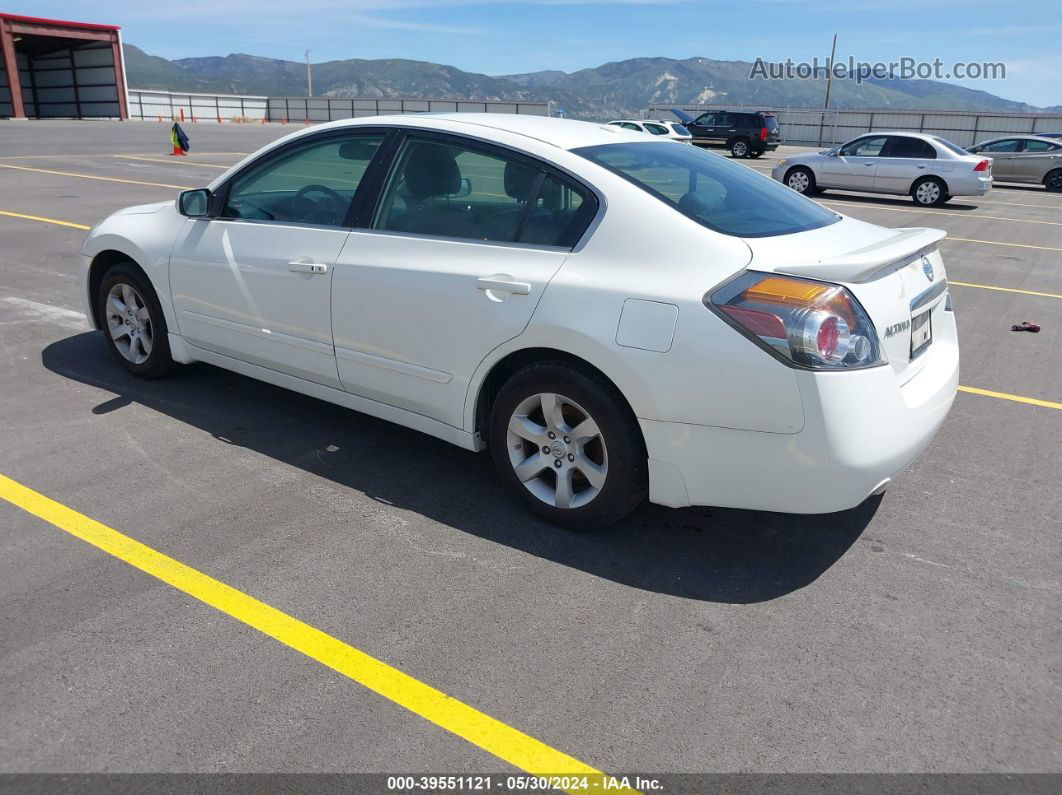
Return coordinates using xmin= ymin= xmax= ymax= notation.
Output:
xmin=771 ymin=227 xmax=947 ymax=284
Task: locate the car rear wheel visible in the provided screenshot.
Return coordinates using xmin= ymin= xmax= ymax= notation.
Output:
xmin=97 ymin=261 xmax=175 ymax=378
xmin=489 ymin=361 xmax=647 ymax=530
xmin=785 ymin=166 xmax=816 ymax=195
xmin=748 ymin=151 xmax=763 ymax=159
xmin=911 ymin=177 xmax=948 ymax=207
xmin=729 ymin=138 xmax=750 ymax=158
xmin=1044 ymin=169 xmax=1062 ymax=192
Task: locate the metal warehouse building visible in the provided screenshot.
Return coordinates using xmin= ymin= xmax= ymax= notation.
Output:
xmin=0 ymin=13 xmax=128 ymax=119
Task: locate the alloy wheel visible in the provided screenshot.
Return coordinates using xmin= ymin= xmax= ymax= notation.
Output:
xmin=506 ymin=392 xmax=608 ymax=509
xmin=105 ymin=282 xmax=153 ymax=365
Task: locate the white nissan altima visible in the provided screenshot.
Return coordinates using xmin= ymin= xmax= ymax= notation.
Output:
xmin=81 ymin=114 xmax=959 ymax=528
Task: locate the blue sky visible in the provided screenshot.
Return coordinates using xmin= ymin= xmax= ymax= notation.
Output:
xmin=7 ymin=0 xmax=1059 ymax=106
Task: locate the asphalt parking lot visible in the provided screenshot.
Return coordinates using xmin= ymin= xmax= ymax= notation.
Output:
xmin=1 ymin=119 xmax=1059 ymax=785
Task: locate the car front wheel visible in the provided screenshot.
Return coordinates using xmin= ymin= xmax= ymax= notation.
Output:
xmin=489 ymin=361 xmax=647 ymax=529
xmin=785 ymin=166 xmax=816 ymax=194
xmin=97 ymin=261 xmax=175 ymax=378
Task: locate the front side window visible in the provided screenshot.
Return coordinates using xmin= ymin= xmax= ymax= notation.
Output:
xmin=693 ymin=113 xmax=717 ymax=127
xmin=981 ymin=139 xmax=1022 ymax=153
xmin=575 ymin=141 xmax=838 ymax=238
xmin=373 ymin=137 xmax=596 ymax=247
xmin=840 ymin=136 xmax=887 ymax=157
xmin=222 ymin=134 xmax=383 ymax=226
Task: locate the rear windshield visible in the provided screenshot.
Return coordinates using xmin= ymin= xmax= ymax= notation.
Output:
xmin=761 ymin=115 xmax=780 ymax=131
xmin=933 ymin=137 xmax=969 ymax=156
xmin=574 ymin=141 xmax=839 ymax=238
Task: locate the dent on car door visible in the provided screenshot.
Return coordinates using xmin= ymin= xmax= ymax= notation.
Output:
xmin=331 ymin=134 xmax=598 ymax=428
xmin=169 ymin=132 xmax=387 ymax=388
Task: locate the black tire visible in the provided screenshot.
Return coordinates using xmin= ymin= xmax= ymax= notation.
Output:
xmin=1044 ymin=169 xmax=1062 ymax=193
xmin=96 ymin=261 xmax=176 ymax=378
xmin=911 ymin=176 xmax=949 ymax=207
xmin=783 ymin=166 xmax=817 ymax=195
xmin=748 ymin=150 xmax=763 ymax=159
xmin=488 ymin=360 xmax=647 ymax=530
xmin=729 ymin=138 xmax=750 ymax=158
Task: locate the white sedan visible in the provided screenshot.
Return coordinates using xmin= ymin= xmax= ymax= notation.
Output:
xmin=608 ymin=119 xmax=692 ymax=143
xmin=81 ymin=114 xmax=958 ymax=528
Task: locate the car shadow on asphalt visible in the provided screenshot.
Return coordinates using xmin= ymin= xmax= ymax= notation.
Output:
xmin=43 ymin=332 xmax=878 ymax=604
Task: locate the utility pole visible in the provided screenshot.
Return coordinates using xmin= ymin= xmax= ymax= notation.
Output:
xmin=823 ymin=33 xmax=837 ymax=110
xmin=305 ymin=50 xmax=312 ymax=98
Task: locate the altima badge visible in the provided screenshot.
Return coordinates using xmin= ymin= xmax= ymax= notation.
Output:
xmin=921 ymin=255 xmax=935 ymax=282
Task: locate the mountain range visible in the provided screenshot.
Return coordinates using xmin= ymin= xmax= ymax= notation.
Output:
xmin=124 ymin=46 xmax=1059 ymax=119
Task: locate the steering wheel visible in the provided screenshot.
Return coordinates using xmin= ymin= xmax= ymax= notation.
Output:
xmin=293 ymin=184 xmax=347 ymax=225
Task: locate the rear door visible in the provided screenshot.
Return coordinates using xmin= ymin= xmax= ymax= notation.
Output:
xmin=330 ymin=132 xmax=598 ymax=429
xmin=1012 ymin=139 xmax=1062 ymax=182
xmin=874 ymin=136 xmax=941 ymax=193
xmin=820 ymin=135 xmax=886 ymax=189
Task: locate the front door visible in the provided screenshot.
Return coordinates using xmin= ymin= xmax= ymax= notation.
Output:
xmin=821 ymin=135 xmax=886 ymax=190
xmin=976 ymin=138 xmax=1022 ymax=180
xmin=170 ymin=132 xmax=386 ymax=388
xmin=331 ymin=134 xmax=596 ymax=429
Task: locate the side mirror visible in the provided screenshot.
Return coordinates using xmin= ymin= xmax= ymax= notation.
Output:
xmin=453 ymin=178 xmax=472 ymax=199
xmin=178 ymin=189 xmax=211 ymax=218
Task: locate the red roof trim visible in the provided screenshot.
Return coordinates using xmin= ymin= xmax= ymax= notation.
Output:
xmin=0 ymin=13 xmax=121 ymax=31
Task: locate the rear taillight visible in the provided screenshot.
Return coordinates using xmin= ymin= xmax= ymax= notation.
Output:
xmin=759 ymin=126 xmax=769 ymax=141
xmin=706 ymin=273 xmax=886 ymax=370
xmin=973 ymin=159 xmax=990 ymax=172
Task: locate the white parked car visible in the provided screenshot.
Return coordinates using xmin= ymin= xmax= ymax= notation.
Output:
xmin=608 ymin=119 xmax=692 ymax=143
xmin=82 ymin=114 xmax=958 ymax=528
xmin=772 ymin=132 xmax=992 ymax=206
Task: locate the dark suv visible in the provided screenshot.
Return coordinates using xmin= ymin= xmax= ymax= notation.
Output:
xmin=671 ymin=109 xmax=781 ymax=158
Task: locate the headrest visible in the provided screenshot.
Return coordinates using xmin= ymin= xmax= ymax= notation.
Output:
xmin=504 ymin=162 xmax=538 ymax=201
xmin=405 ymin=144 xmax=462 ymax=199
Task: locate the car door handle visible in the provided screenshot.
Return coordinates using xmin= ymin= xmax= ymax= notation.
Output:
xmin=477 ymin=277 xmax=530 ymax=295
xmin=864 ymin=161 xmax=877 ymax=166
xmin=917 ymin=164 xmax=928 ymax=169
xmin=288 ymin=260 xmax=329 ymax=274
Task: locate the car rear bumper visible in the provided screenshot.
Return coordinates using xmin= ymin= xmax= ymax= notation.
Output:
xmin=949 ymin=173 xmax=993 ymax=196
xmin=642 ymin=310 xmax=959 ymax=513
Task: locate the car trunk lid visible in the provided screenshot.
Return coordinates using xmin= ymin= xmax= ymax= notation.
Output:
xmin=742 ymin=217 xmax=948 ymax=382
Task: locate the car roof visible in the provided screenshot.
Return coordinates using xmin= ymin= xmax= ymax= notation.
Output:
xmin=313 ymin=113 xmax=646 ymax=151
xmin=978 ymin=134 xmax=1061 ymax=141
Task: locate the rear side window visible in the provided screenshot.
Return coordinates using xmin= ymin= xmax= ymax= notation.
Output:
xmin=575 ymin=141 xmax=838 ymax=238
xmin=644 ymin=123 xmax=670 ymax=136
xmin=373 ymin=136 xmax=596 ymax=248
xmin=1024 ymin=139 xmax=1060 ymax=152
xmin=883 ymin=137 xmax=936 ymax=158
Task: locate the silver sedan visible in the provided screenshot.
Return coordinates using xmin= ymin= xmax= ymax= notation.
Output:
xmin=772 ymin=132 xmax=992 ymax=206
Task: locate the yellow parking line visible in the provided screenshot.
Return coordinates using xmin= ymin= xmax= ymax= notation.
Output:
xmin=0 ymin=163 xmax=191 ymax=190
xmin=0 ymin=210 xmax=90 ymax=230
xmin=946 ymin=237 xmax=1062 ymax=253
xmin=958 ymin=386 xmax=1062 ymax=410
xmin=973 ymin=198 xmax=1062 ymax=209
xmin=950 ymin=281 xmax=1062 ymax=300
xmin=821 ymin=200 xmax=1062 ymax=227
xmin=0 ymin=474 xmax=619 ymax=791
xmin=115 ymin=155 xmax=230 ymax=169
